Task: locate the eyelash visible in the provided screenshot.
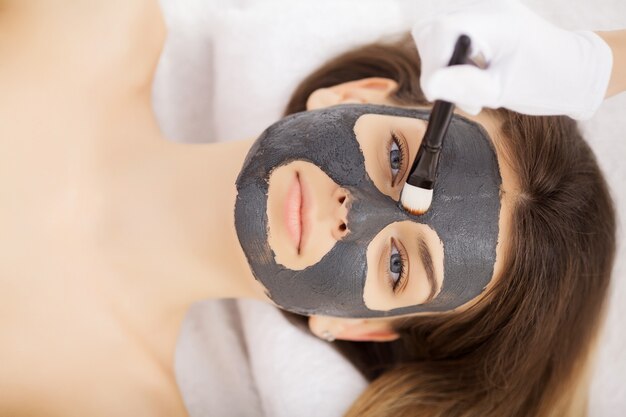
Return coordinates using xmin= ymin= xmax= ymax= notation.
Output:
xmin=387 ymin=131 xmax=408 ymax=187
xmin=387 ymin=237 xmax=409 ymax=294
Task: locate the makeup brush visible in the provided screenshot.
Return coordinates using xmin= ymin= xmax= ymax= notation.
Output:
xmin=400 ymin=34 xmax=472 ymax=215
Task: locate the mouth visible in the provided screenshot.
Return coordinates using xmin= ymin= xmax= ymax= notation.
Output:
xmin=285 ymin=173 xmax=302 ymax=254
xmin=285 ymin=173 xmax=307 ymax=253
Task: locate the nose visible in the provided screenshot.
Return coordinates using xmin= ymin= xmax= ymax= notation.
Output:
xmin=331 ymin=187 xmax=350 ymax=241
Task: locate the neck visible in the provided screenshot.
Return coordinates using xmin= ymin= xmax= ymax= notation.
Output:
xmin=156 ymin=139 xmax=270 ymax=305
xmin=101 ymin=136 xmax=272 ymax=334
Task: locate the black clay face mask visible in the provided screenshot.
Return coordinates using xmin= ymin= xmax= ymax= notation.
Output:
xmin=235 ymin=104 xmax=501 ymax=318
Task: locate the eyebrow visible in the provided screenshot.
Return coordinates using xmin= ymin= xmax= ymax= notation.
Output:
xmin=417 ymin=235 xmax=438 ymax=303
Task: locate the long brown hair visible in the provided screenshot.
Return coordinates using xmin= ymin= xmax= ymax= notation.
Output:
xmin=283 ymin=34 xmax=616 ymax=417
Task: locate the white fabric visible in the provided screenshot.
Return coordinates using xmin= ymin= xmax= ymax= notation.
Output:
xmin=174 ymin=299 xmax=367 ymax=417
xmin=174 ymin=300 xmax=263 ymax=417
xmin=155 ymin=0 xmax=626 ymax=416
xmin=238 ymin=300 xmax=368 ymax=417
xmin=412 ymin=0 xmax=613 ymax=119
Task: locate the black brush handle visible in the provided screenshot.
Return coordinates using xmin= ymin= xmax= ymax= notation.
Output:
xmin=406 ymin=35 xmax=471 ymax=188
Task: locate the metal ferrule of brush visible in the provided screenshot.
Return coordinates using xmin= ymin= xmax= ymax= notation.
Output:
xmin=407 ymin=144 xmax=441 ymax=190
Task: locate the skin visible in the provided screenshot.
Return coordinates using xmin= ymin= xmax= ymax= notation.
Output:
xmin=597 ymin=30 xmax=626 ymax=98
xmin=0 ymin=1 xmax=518 ymax=415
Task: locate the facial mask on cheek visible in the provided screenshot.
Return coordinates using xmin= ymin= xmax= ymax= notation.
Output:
xmin=235 ymin=104 xmax=502 ymax=318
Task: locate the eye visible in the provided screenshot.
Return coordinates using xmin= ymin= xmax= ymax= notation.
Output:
xmin=387 ymin=131 xmax=408 ymax=187
xmin=387 ymin=237 xmax=409 ymax=294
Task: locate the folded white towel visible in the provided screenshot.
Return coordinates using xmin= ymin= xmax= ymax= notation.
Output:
xmin=174 ymin=300 xmax=264 ymax=417
xmin=238 ymin=299 xmax=368 ymax=417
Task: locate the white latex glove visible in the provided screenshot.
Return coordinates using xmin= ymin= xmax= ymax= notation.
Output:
xmin=412 ymin=0 xmax=613 ymax=120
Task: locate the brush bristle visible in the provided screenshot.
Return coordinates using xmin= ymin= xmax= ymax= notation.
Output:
xmin=400 ymin=184 xmax=433 ymax=215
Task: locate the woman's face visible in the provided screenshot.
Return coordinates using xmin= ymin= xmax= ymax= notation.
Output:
xmin=235 ymin=101 xmax=507 ymax=318
xmin=266 ymin=114 xmax=445 ymax=311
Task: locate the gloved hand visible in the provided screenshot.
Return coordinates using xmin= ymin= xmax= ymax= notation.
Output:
xmin=412 ymin=0 xmax=613 ymax=120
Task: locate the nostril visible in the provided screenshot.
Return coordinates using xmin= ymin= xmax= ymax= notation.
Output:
xmin=338 ymin=196 xmax=346 ymax=204
xmin=339 ymin=223 xmax=347 ymax=232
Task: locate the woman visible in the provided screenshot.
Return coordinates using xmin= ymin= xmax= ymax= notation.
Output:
xmin=0 ymin=2 xmax=615 ymax=417
xmin=282 ymin=36 xmax=616 ymax=416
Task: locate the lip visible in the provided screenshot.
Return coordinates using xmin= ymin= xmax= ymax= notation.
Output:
xmin=299 ymin=174 xmax=311 ymax=253
xmin=284 ymin=172 xmax=311 ymax=254
xmin=284 ymin=173 xmax=302 ymax=252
